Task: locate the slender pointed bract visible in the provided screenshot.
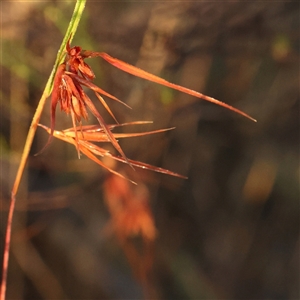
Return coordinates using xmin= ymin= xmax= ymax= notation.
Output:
xmin=79 ymin=91 xmax=130 ymax=166
xmin=67 ymin=73 xmax=131 ymax=109
xmin=38 ymin=123 xmax=187 ymax=182
xmin=35 ymin=64 xmax=67 ymax=156
xmin=63 ymin=121 xmax=154 ymax=133
xmin=82 ymin=51 xmax=257 ymax=122
xmin=63 ymin=123 xmax=175 ymax=141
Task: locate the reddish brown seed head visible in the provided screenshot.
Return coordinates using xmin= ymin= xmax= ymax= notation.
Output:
xmin=65 ymin=42 xmax=95 ymax=80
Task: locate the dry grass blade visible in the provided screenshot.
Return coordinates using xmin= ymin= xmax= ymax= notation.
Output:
xmin=67 ymin=73 xmax=131 ymax=109
xmin=38 ymin=124 xmax=187 ymax=180
xmin=63 ymin=124 xmax=175 ymax=141
xmin=63 ymin=121 xmax=154 ymax=132
xmin=83 ymin=52 xmax=256 ymax=122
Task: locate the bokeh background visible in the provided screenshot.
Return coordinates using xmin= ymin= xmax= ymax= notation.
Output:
xmin=1 ymin=1 xmax=299 ymax=299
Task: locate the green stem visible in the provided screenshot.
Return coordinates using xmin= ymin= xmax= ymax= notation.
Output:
xmin=0 ymin=1 xmax=86 ymax=299
xmin=46 ymin=0 xmax=87 ymax=95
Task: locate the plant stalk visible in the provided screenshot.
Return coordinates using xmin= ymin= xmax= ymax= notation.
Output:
xmin=0 ymin=1 xmax=86 ymax=299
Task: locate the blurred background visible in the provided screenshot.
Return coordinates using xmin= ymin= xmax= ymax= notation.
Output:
xmin=1 ymin=1 xmax=299 ymax=299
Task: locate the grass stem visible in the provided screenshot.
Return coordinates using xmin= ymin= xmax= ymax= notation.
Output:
xmin=0 ymin=1 xmax=86 ymax=299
